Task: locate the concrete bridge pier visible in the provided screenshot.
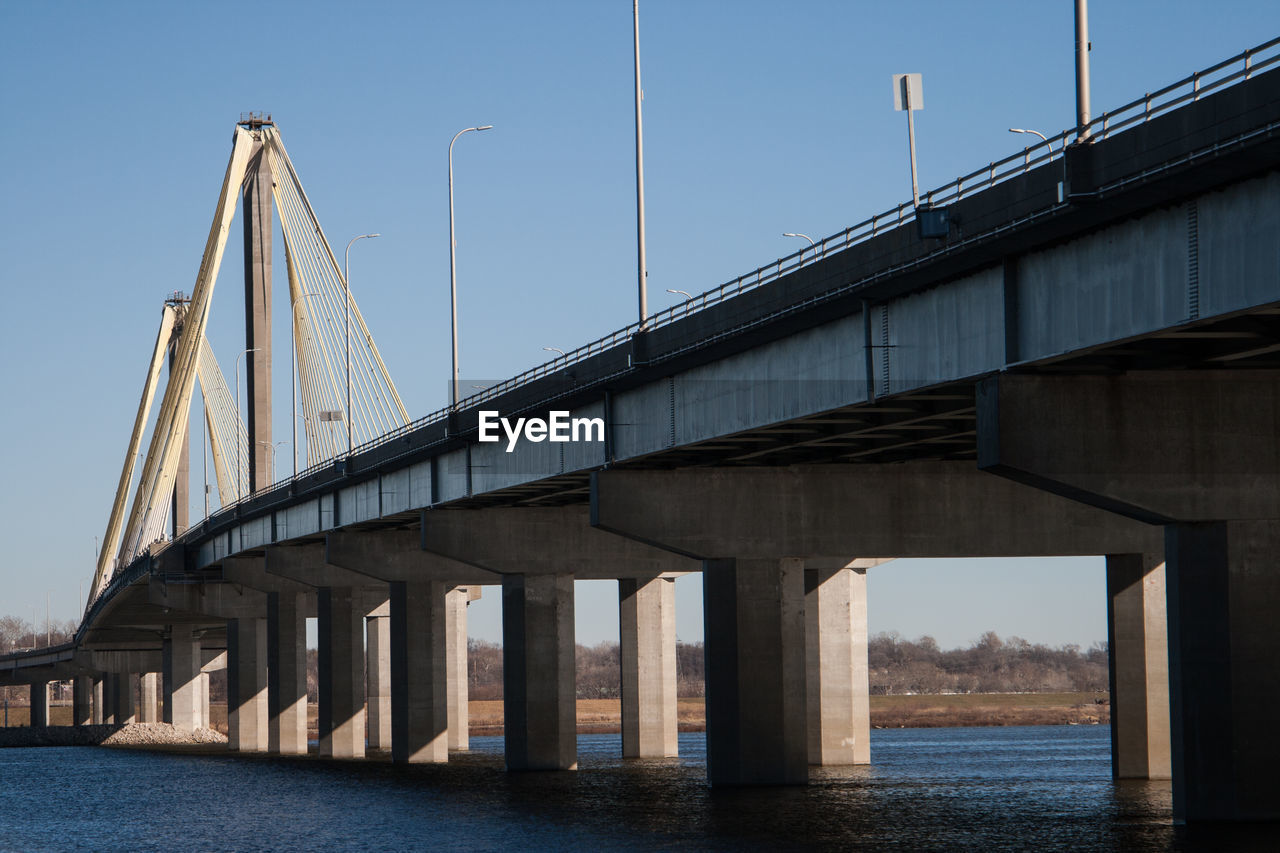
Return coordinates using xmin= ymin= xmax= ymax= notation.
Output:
xmin=91 ymin=677 xmax=104 ymax=725
xmin=324 ymin=531 xmax=493 ymax=762
xmin=139 ymin=672 xmax=160 ymax=724
xmin=318 ymin=586 xmax=367 ymax=759
xmin=30 ymin=681 xmax=49 ymax=727
xmin=389 ymin=579 xmax=449 ymax=763
xmin=979 ymin=371 xmax=1280 ymax=822
xmin=503 ymin=573 xmax=577 ymax=771
xmin=163 ymin=625 xmax=203 ymax=731
xmin=805 ymin=563 xmax=874 ymax=766
xmin=266 ymin=591 xmax=309 ymax=755
xmin=108 ymin=672 xmax=137 ymax=725
xmin=619 ymin=575 xmax=678 ymax=758
xmin=74 ymin=675 xmax=93 ymax=726
xmin=367 ymin=611 xmax=391 ymax=752
xmin=227 ymin=618 xmax=268 ymax=751
xmin=420 ymin=507 xmax=697 ymax=769
xmin=1106 ymin=554 xmax=1171 ymax=780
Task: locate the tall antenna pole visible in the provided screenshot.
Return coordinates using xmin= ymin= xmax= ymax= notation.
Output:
xmin=633 ymin=0 xmax=649 ymax=329
xmin=1075 ymin=0 xmax=1093 ymax=141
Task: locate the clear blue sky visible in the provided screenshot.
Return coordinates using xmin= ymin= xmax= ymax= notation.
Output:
xmin=1 ymin=2 xmax=1274 ymax=648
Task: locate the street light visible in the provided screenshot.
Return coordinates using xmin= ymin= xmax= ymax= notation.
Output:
xmin=257 ymin=440 xmax=287 ymax=484
xmin=1009 ymin=127 xmax=1053 ymax=152
xmin=665 ymin=289 xmax=692 ymax=300
xmin=782 ymin=232 xmax=816 ymax=247
xmin=449 ymin=125 xmax=494 ymax=408
xmin=234 ymin=346 xmax=261 ymax=503
xmin=542 ymin=346 xmax=565 ymax=357
xmin=344 ymin=234 xmax=380 ymax=455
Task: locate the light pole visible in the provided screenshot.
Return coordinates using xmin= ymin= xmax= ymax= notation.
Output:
xmin=449 ymin=125 xmax=494 ymax=408
xmin=543 ymin=346 xmax=565 ymax=357
xmin=633 ymin=0 xmax=649 ymax=328
xmin=666 ymin=288 xmax=692 ymax=300
xmin=257 ymin=440 xmax=286 ymax=484
xmin=344 ymin=234 xmax=380 ymax=454
xmin=234 ymin=346 xmax=261 ymax=503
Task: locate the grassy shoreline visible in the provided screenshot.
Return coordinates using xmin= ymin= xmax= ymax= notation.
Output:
xmin=2 ymin=692 xmax=1109 ymax=737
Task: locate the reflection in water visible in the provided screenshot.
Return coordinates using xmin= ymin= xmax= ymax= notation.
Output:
xmin=0 ymin=726 xmax=1272 ymax=850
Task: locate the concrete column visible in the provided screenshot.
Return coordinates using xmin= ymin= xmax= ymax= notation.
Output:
xmin=228 ymin=617 xmax=269 ymax=751
xmin=502 ymin=573 xmax=577 ymax=771
xmin=138 ymin=672 xmax=159 ymax=724
xmin=318 ymin=587 xmax=365 ymax=759
xmin=196 ymin=671 xmax=210 ymax=730
xmin=111 ymin=673 xmax=137 ymax=725
xmin=243 ymin=141 xmax=273 ymax=494
xmin=1165 ymin=521 xmax=1280 ymax=821
xmin=168 ymin=341 xmax=190 ymax=536
xmin=102 ymin=674 xmax=117 ymax=725
xmin=703 ymin=557 xmax=807 ymax=786
xmin=91 ymin=677 xmax=104 ymax=725
xmin=163 ymin=624 xmax=202 ymax=731
xmin=1106 ymin=554 xmax=1171 ymax=780
xmin=445 ymin=586 xmax=470 ymax=751
xmin=619 ymin=576 xmax=678 ymax=758
xmin=805 ymin=566 xmax=871 ymax=766
xmin=267 ymin=591 xmax=308 ymax=755
xmin=367 ymin=614 xmax=392 ymax=751
xmin=29 ymin=681 xmax=49 ymax=728
xmin=74 ymin=676 xmax=93 ymax=726
xmin=390 ymin=580 xmax=448 ymax=763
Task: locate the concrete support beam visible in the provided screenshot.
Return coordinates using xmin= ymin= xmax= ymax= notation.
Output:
xmin=326 ymin=531 xmax=498 ymax=586
xmin=503 ymin=573 xmax=577 ymax=771
xmin=227 ymin=617 xmax=268 ymax=752
xmin=102 ymin=673 xmax=117 ymax=725
xmin=267 ymin=591 xmax=308 ymax=755
xmin=704 ymin=558 xmax=808 ymax=786
xmin=590 ymin=464 xmax=1161 ymax=559
xmin=805 ymin=566 xmax=870 ymax=766
xmin=421 ymin=507 xmax=699 ymax=578
xmin=92 ymin=677 xmax=103 ymax=725
xmin=30 ymin=681 xmax=49 ymax=728
xmin=445 ymin=586 xmax=470 ymax=752
xmin=367 ymin=614 xmax=392 ymax=751
xmin=619 ymin=576 xmax=677 ymax=758
xmin=139 ymin=672 xmax=159 ymax=724
xmin=318 ymin=587 xmax=365 ymax=759
xmin=1107 ymin=555 xmax=1171 ymax=780
xmin=74 ymin=676 xmax=93 ymax=726
xmin=163 ymin=625 xmax=202 ymax=731
xmin=390 ymin=580 xmax=449 ymax=763
xmin=977 ymin=372 xmax=1280 ymax=523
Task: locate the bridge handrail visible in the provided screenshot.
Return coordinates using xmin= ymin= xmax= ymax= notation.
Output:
xmin=199 ymin=35 xmax=1279 ymax=517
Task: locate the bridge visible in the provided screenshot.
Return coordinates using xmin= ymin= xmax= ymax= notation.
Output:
xmin=4 ymin=38 xmax=1280 ymax=825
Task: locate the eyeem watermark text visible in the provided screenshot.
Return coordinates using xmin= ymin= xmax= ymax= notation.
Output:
xmin=478 ymin=411 xmax=604 ymax=452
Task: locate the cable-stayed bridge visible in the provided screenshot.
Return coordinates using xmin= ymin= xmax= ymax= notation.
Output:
xmin=5 ymin=39 xmax=1280 ymax=825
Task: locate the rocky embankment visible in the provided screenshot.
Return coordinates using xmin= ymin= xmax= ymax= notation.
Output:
xmin=0 ymin=723 xmax=227 ymax=748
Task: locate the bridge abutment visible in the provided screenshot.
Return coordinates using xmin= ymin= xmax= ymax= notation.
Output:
xmin=979 ymin=372 xmax=1280 ymax=822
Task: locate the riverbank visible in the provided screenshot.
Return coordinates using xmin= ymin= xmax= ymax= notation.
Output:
xmin=0 ymin=722 xmax=227 ymax=748
xmin=2 ymin=692 xmax=1107 ymax=741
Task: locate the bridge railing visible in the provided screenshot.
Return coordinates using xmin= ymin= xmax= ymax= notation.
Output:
xmin=213 ymin=35 xmax=1280 ymax=516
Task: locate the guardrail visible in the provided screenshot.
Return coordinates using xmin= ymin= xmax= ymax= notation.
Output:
xmin=188 ymin=35 xmax=1280 ymax=528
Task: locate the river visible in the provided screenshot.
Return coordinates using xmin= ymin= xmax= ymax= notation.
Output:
xmin=0 ymin=726 xmax=1262 ymax=851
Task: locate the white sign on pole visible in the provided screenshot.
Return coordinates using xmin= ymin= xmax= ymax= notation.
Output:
xmin=892 ymin=73 xmax=924 ymax=111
